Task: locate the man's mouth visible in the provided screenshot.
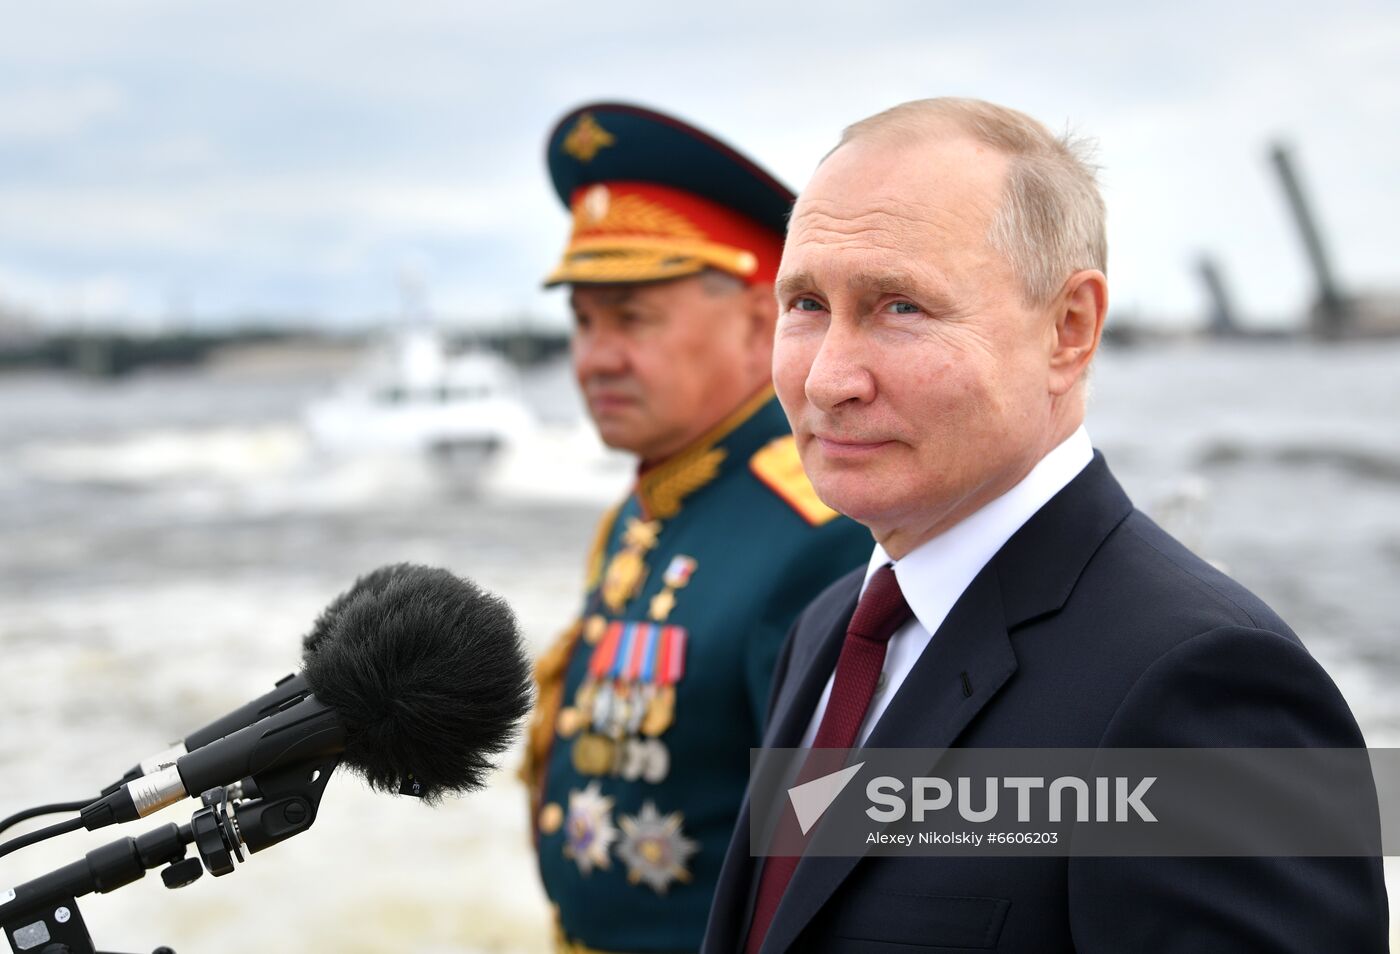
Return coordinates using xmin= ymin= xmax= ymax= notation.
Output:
xmin=812 ymin=433 xmax=896 ymax=457
xmin=587 ymin=391 xmax=639 ymax=413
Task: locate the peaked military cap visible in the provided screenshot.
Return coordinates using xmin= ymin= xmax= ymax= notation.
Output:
xmin=543 ymin=102 xmax=794 ymax=287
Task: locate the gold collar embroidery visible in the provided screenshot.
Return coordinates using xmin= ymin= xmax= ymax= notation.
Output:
xmin=635 ymin=385 xmax=774 ymax=519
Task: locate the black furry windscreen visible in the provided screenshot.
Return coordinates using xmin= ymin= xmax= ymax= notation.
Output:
xmin=301 ymin=563 xmax=415 ymax=656
xmin=301 ymin=565 xmax=533 ymax=801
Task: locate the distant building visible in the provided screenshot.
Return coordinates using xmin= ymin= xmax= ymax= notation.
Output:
xmin=1347 ymin=293 xmax=1400 ymax=338
xmin=0 ymin=304 xmax=37 ymax=346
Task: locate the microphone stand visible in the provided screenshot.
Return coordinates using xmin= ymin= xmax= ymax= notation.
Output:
xmin=1 ymin=753 xmax=340 ymax=954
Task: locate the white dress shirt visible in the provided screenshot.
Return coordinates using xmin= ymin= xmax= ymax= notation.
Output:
xmin=798 ymin=426 xmax=1094 ymax=748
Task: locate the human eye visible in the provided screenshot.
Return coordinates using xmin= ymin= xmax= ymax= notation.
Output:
xmin=883 ymin=300 xmax=921 ymax=316
xmin=790 ymin=296 xmax=826 ymax=314
xmin=617 ymin=308 xmax=652 ymax=329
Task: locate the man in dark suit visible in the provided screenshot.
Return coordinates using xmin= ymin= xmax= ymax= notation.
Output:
xmin=703 ymin=98 xmax=1390 ymax=952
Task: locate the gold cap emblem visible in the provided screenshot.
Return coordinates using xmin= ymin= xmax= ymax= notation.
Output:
xmin=564 ymin=112 xmax=616 ymax=162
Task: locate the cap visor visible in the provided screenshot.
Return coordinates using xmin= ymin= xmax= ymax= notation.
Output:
xmin=542 ymin=250 xmax=707 ymax=288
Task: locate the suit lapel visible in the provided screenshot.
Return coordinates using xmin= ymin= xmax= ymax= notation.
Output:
xmin=760 ymin=567 xmax=1017 ymax=954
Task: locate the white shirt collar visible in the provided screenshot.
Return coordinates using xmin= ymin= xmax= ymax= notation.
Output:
xmin=862 ymin=425 xmax=1094 ymax=634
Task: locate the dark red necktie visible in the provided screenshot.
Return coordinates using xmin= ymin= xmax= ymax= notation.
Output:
xmin=744 ymin=564 xmax=913 ymax=954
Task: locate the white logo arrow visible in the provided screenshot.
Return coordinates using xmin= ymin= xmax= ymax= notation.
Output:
xmin=787 ymin=761 xmax=865 ymax=835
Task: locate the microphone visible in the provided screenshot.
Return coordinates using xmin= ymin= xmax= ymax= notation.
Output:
xmin=103 ymin=564 xmax=416 ymax=792
xmin=300 ymin=562 xmax=412 ymax=657
xmin=106 ymin=675 xmax=309 ymax=791
xmin=82 ymin=564 xmax=533 ymax=831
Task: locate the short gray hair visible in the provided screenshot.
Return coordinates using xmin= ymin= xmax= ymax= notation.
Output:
xmin=835 ymin=98 xmax=1106 ymax=306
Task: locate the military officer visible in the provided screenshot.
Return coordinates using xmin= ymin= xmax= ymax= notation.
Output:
xmin=521 ymin=103 xmax=872 ymax=953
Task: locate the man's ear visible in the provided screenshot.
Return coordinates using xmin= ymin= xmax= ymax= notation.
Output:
xmin=1048 ymin=269 xmax=1107 ymax=396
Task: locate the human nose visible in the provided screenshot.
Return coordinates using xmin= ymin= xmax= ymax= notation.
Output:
xmin=573 ymin=325 xmax=628 ymax=380
xmin=804 ymin=317 xmax=876 ymax=411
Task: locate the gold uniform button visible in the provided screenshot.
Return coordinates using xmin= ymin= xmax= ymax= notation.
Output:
xmin=539 ymin=802 xmax=563 ymax=835
xmin=584 ymin=615 xmax=608 ymax=645
xmin=556 ymin=706 xmax=583 ymax=738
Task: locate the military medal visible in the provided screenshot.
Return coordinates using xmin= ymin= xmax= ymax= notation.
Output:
xmin=642 ymin=686 xmax=675 ymax=738
xmin=563 ymin=781 xmax=618 ymax=876
xmin=663 ymin=555 xmax=697 ymax=589
xmin=571 ymin=733 xmax=616 ymax=776
xmin=618 ymin=738 xmax=645 ymax=781
xmin=623 ymin=518 xmax=662 ymax=550
xmin=591 ymin=684 xmax=615 ymax=735
xmin=600 ymin=518 xmax=662 ymax=612
xmin=647 ymin=588 xmax=676 ymax=622
xmin=574 ymin=680 xmax=598 ymax=720
xmin=620 ymin=622 xmax=656 ymax=737
xmin=572 ymin=620 xmax=627 ymax=775
xmin=601 ymin=548 xmax=647 ymax=612
xmin=637 ymin=622 xmax=664 ymax=735
xmin=606 ymin=622 xmax=641 ymax=737
xmin=574 ymin=614 xmax=687 ymax=778
xmin=641 ymin=626 xmax=686 ymax=737
xmin=648 ymin=555 xmax=697 ymax=622
xmin=635 ymin=627 xmax=660 ymax=739
xmin=618 ymin=737 xmax=671 ymax=783
xmin=579 ymin=621 xmax=624 ymax=735
xmin=612 ymin=687 xmax=633 ymax=738
xmin=616 ymin=801 xmax=698 ymax=894
xmin=641 ymin=739 xmax=670 ymax=783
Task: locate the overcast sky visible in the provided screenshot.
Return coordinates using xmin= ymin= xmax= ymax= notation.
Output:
xmin=1 ymin=0 xmax=1397 ymax=332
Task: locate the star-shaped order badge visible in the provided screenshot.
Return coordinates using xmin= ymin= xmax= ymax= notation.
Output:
xmin=617 ymin=801 xmax=699 ymax=894
xmin=564 ymin=781 xmax=618 ymax=876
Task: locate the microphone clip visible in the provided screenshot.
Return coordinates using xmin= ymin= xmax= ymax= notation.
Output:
xmin=190 ymin=788 xmax=243 ymax=878
xmin=191 ymin=750 xmax=342 ymax=879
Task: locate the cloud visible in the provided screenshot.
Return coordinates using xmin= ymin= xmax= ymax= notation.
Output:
xmin=0 ymin=0 xmax=1396 ymax=327
xmin=0 ymin=80 xmax=126 ymax=142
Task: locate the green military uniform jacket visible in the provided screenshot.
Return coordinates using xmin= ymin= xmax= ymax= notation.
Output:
xmin=523 ymin=389 xmax=872 ymax=952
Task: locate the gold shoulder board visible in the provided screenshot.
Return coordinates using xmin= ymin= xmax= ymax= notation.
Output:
xmin=749 ymin=435 xmax=840 ymax=526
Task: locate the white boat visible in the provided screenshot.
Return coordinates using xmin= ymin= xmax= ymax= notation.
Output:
xmin=304 ymin=328 xmax=536 ymax=481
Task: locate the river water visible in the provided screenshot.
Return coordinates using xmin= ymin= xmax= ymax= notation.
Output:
xmin=1 ymin=338 xmax=1396 ymax=952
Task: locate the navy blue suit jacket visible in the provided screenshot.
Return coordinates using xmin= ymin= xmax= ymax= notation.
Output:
xmin=703 ymin=454 xmax=1388 ymax=953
